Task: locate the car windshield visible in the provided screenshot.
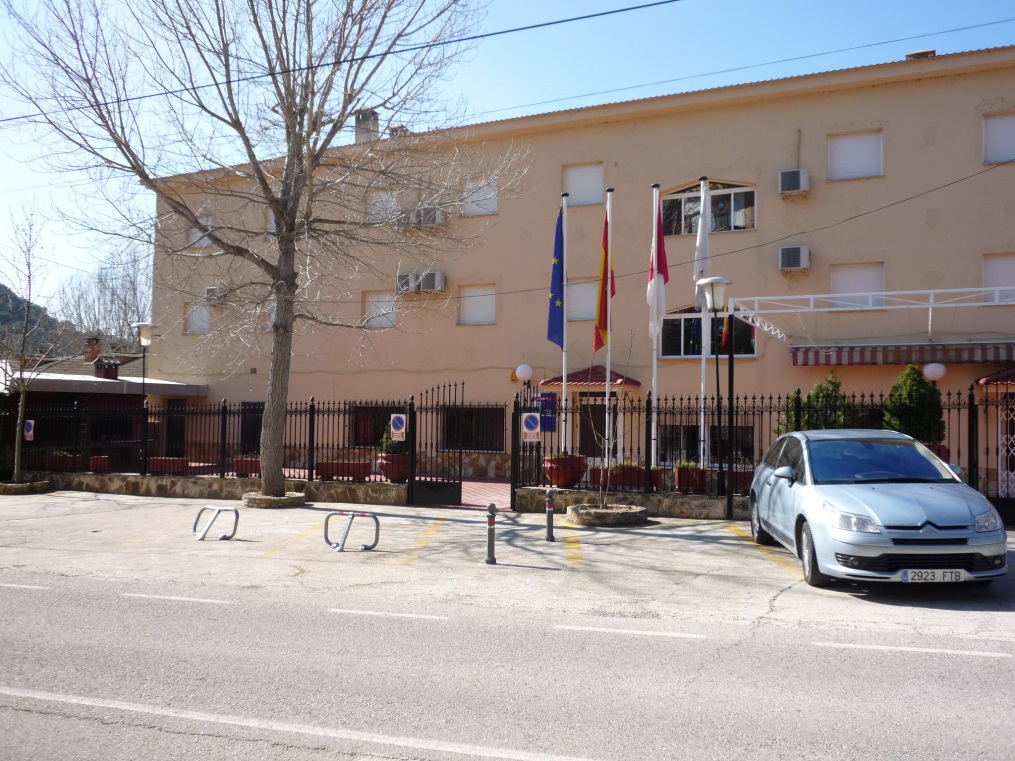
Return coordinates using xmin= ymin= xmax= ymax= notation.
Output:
xmin=808 ymin=438 xmax=956 ymax=484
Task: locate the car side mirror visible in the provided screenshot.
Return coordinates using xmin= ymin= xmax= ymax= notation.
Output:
xmin=773 ymin=465 xmax=796 ymax=483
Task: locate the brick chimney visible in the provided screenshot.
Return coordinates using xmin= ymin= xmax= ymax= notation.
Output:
xmin=83 ymin=337 xmax=102 ymax=363
xmin=355 ymin=108 xmax=380 ymax=143
xmin=94 ymin=358 xmax=119 ymax=380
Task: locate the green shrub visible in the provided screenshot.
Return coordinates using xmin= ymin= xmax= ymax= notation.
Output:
xmin=882 ymin=365 xmax=945 ymax=444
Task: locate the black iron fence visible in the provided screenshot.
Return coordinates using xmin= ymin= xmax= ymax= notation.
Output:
xmin=1 ymin=385 xmax=1011 ymax=504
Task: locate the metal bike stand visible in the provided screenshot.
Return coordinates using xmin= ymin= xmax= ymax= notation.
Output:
xmin=193 ymin=506 xmax=239 ymax=541
xmin=324 ymin=511 xmax=380 ymax=552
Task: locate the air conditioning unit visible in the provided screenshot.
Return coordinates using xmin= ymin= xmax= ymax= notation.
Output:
xmin=779 ymin=168 xmax=809 ymax=195
xmin=204 ymin=286 xmax=227 ymax=304
xmin=395 ymin=272 xmax=419 ymax=295
xmin=418 ymin=270 xmax=446 ymax=293
xmin=414 ymin=207 xmax=446 ymax=226
xmin=779 ymin=246 xmax=811 ymax=271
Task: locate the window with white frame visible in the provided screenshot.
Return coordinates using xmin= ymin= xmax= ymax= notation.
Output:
xmin=660 ymin=308 xmax=756 ymax=358
xmin=661 ymin=181 xmax=756 ymax=236
xmin=566 ymin=280 xmax=597 ymax=320
xmin=185 ymin=303 xmax=210 ymax=335
xmin=188 ymin=217 xmax=213 ymax=248
xmin=563 ymin=163 xmax=603 ymax=206
xmin=984 ymin=114 xmax=1015 ymax=164
xmin=364 ymin=291 xmax=396 ymax=328
xmin=984 ymin=252 xmax=1015 ymax=304
xmin=829 ymin=262 xmax=885 ymax=308
xmin=366 ymin=190 xmax=399 ymax=223
xmin=460 ymin=284 xmax=495 ymax=325
xmin=828 ymin=131 xmax=883 ymax=180
xmin=463 ymin=178 xmax=498 ymax=216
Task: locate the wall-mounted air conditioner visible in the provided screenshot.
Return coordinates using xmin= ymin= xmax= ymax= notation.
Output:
xmin=418 ymin=270 xmax=446 ymax=293
xmin=779 ymin=168 xmax=809 ymax=195
xmin=779 ymin=246 xmax=810 ymax=271
xmin=395 ymin=272 xmax=419 ymax=294
xmin=204 ymin=286 xmax=227 ymax=304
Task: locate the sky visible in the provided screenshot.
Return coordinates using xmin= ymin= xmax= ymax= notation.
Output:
xmin=1 ymin=0 xmax=1013 ymax=306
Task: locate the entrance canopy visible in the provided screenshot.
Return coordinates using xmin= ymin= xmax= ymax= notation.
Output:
xmin=539 ymin=365 xmax=641 ymax=389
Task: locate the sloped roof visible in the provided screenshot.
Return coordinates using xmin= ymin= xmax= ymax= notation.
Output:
xmin=978 ymin=367 xmax=1015 ymax=385
xmin=539 ymin=365 xmax=641 ymax=388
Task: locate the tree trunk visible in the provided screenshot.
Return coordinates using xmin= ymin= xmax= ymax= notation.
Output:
xmin=259 ymin=269 xmax=296 ymax=497
xmin=13 ymin=386 xmax=26 ymax=483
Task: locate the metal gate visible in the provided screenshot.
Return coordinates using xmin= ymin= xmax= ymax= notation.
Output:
xmin=408 ymin=383 xmax=464 ymax=505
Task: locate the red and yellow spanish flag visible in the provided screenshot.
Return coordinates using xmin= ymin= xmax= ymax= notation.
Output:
xmin=593 ymin=210 xmax=615 ymax=352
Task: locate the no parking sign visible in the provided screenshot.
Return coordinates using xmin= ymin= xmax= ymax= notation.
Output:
xmin=390 ymin=413 xmax=407 ymax=441
xmin=521 ymin=412 xmax=541 ymax=442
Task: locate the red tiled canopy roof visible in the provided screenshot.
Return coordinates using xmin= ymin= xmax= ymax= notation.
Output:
xmin=539 ymin=364 xmax=641 ymax=388
xmin=978 ymin=366 xmax=1015 ymax=385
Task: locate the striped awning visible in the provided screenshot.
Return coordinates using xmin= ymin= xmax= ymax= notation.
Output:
xmin=790 ymin=343 xmax=1015 ymax=367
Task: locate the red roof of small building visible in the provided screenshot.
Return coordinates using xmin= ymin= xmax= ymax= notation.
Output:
xmin=539 ymin=364 xmax=641 ymax=388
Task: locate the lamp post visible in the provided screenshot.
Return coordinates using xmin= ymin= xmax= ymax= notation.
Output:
xmin=131 ymin=321 xmax=155 ymax=476
xmin=515 ymin=363 xmax=533 ymax=405
xmin=697 ymin=277 xmax=734 ymax=518
xmin=923 ymin=362 xmax=946 ymax=389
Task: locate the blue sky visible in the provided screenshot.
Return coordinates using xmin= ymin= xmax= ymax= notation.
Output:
xmin=1 ymin=0 xmax=1013 ymax=301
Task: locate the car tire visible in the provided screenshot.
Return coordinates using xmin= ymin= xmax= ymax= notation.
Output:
xmin=800 ymin=522 xmax=831 ymax=587
xmin=750 ymin=498 xmax=775 ymax=546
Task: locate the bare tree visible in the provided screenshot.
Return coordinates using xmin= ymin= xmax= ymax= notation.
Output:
xmin=1 ymin=0 xmax=524 ymax=496
xmin=54 ymin=243 xmax=152 ymax=347
xmin=0 ymin=213 xmax=75 ymax=483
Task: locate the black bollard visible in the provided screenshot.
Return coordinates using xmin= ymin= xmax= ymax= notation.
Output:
xmin=545 ymin=489 xmax=556 ymax=542
xmin=485 ymin=503 xmax=497 ymax=565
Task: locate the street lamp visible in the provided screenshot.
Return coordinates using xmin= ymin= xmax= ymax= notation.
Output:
xmin=923 ymin=362 xmax=946 ymax=388
xmin=697 ymin=276 xmax=734 ymax=518
xmin=131 ymin=321 xmax=155 ymax=476
xmin=515 ymin=363 xmax=534 ymax=405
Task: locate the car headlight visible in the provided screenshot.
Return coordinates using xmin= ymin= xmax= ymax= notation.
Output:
xmin=824 ymin=501 xmax=880 ymax=533
xmin=976 ymin=507 xmax=1003 ymax=533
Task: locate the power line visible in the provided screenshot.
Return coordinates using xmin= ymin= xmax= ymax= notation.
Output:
xmin=0 ymin=0 xmax=687 ymax=127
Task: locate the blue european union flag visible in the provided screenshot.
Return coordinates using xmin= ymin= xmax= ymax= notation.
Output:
xmin=547 ymin=207 xmax=564 ymax=348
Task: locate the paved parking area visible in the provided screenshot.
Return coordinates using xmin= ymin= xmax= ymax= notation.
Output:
xmin=2 ymin=490 xmax=1014 ymax=638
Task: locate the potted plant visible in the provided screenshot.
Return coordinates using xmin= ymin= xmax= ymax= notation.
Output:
xmin=542 ymin=452 xmax=587 ymax=488
xmin=588 ymin=461 xmax=661 ymax=489
xmin=317 ymin=459 xmax=373 ymax=481
xmin=730 ymin=458 xmax=756 ymax=495
xmin=674 ymin=461 xmax=705 ymax=492
xmin=51 ymin=451 xmax=83 ymax=471
xmin=377 ymin=428 xmax=409 ymax=483
xmin=234 ymin=454 xmax=261 ymax=478
xmin=89 ymin=455 xmax=110 ymax=472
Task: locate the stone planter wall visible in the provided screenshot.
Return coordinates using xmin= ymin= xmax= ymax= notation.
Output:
xmin=515 ymin=486 xmax=748 ymax=521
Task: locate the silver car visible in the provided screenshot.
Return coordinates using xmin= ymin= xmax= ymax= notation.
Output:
xmin=750 ymin=429 xmax=1008 ymax=587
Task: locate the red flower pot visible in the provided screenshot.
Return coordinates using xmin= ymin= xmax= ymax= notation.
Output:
xmin=542 ymin=455 xmax=587 ymax=488
xmin=675 ymin=467 xmax=705 ymax=492
xmin=317 ymin=460 xmax=372 ymax=481
xmin=89 ymin=456 xmax=109 ymax=472
xmin=377 ymin=453 xmax=409 ymax=483
xmin=234 ymin=458 xmax=261 ymax=478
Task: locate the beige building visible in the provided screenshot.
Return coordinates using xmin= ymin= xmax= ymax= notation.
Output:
xmin=149 ymin=45 xmax=1015 ymax=409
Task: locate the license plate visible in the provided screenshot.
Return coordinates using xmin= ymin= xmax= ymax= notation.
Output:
xmin=901 ymin=569 xmax=969 ymax=583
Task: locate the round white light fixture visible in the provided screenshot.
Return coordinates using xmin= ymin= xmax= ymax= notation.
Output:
xmin=923 ymin=362 xmax=946 ymax=382
xmin=515 ymin=363 xmax=533 ymax=384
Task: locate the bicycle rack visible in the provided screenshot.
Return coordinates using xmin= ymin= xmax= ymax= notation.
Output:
xmin=193 ymin=506 xmax=239 ymax=541
xmin=324 ymin=511 xmax=380 ymax=552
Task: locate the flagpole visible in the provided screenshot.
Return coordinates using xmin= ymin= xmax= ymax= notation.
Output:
xmin=696 ymin=177 xmax=709 ymax=465
xmin=561 ymin=192 xmax=569 ymax=453
xmin=650 ymin=183 xmax=660 ymax=467
xmin=605 ymin=187 xmax=614 ymax=466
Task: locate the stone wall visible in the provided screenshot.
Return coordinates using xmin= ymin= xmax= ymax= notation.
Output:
xmin=514 ymin=487 xmax=749 ymax=521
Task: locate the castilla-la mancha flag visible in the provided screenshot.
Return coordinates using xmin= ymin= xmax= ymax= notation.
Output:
xmin=593 ymin=211 xmax=615 ymax=352
xmin=647 ymin=201 xmax=669 ymax=340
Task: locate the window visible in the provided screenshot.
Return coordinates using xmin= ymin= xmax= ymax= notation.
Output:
xmin=984 ymin=253 xmax=1015 ymax=304
xmin=464 ymin=178 xmax=498 ymax=216
xmin=351 ymin=405 xmax=404 ymax=447
xmin=709 ymin=424 xmax=756 ymax=465
xmin=563 ymin=163 xmax=603 ymax=206
xmin=660 ymin=182 xmax=756 ymax=236
xmin=442 ymin=407 xmax=506 ymax=452
xmin=364 ymin=291 xmax=396 ymax=328
xmin=660 ymin=309 xmax=756 ymax=358
xmin=185 ymin=303 xmax=210 ymax=335
xmin=366 ymin=190 xmax=399 ymax=223
xmin=566 ymin=280 xmax=597 ymax=320
xmin=828 ymin=131 xmax=883 ymax=180
xmin=830 ymin=263 xmax=885 ymax=308
xmin=188 ymin=217 xmax=213 ymax=248
xmin=460 ymin=284 xmax=495 ymax=325
xmin=658 ymin=424 xmax=700 ymax=466
xmin=984 ymin=114 xmax=1015 ymax=164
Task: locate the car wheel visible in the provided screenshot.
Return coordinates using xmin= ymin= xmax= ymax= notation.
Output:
xmin=800 ymin=522 xmax=830 ymax=587
xmin=750 ymin=499 xmax=775 ymax=546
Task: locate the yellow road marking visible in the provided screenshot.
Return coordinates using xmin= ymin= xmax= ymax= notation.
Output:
xmin=261 ymin=522 xmax=325 ymax=558
xmin=564 ymin=536 xmax=584 ymax=563
xmin=726 ymin=524 xmax=802 ymax=579
xmin=401 ymin=516 xmax=448 ymax=565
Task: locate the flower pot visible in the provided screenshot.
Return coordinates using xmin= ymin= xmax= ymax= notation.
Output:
xmin=234 ymin=458 xmax=261 ymax=478
xmin=89 ymin=455 xmax=109 ymax=472
xmin=149 ymin=457 xmax=190 ymax=476
xmin=675 ymin=467 xmax=705 ymax=493
xmin=317 ymin=460 xmax=372 ymax=481
xmin=588 ymin=466 xmax=660 ymax=489
xmin=377 ymin=453 xmax=409 ymax=483
xmin=51 ymin=454 xmax=83 ymax=471
xmin=542 ymin=455 xmax=587 ymax=488
xmin=732 ymin=470 xmax=755 ymax=495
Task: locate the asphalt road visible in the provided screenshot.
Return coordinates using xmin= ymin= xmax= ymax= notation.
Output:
xmin=2 ymin=491 xmax=1014 ymax=760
